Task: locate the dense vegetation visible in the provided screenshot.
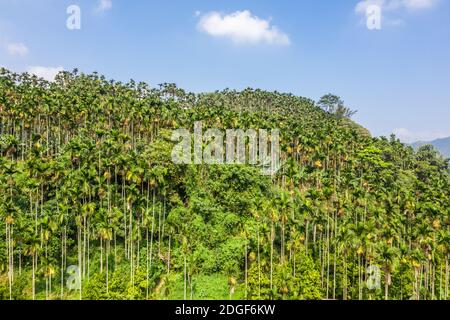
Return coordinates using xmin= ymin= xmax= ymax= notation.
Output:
xmin=412 ymin=137 xmax=450 ymax=158
xmin=0 ymin=68 xmax=448 ymax=300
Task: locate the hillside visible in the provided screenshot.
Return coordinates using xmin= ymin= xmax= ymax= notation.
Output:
xmin=412 ymin=137 xmax=450 ymax=157
xmin=0 ymin=68 xmax=449 ymax=301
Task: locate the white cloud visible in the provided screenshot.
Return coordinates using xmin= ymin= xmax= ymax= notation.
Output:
xmin=355 ymin=0 xmax=384 ymax=14
xmin=0 ymin=38 xmax=29 ymax=57
xmin=197 ymin=10 xmax=290 ymax=46
xmin=6 ymin=42 xmax=28 ymax=56
xmin=403 ymin=0 xmax=437 ymax=10
xmin=355 ymin=0 xmax=438 ymax=27
xmin=27 ymin=66 xmax=64 ymax=81
xmin=392 ymin=128 xmax=450 ymax=143
xmin=96 ymin=0 xmax=112 ymax=12
xmin=356 ymin=0 xmax=438 ymax=12
xmin=355 ymin=0 xmax=405 ymax=28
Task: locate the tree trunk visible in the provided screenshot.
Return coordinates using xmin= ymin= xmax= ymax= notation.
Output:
xmin=445 ymin=256 xmax=449 ymax=300
xmin=270 ymin=222 xmax=274 ymax=290
xmin=385 ymin=271 xmax=390 ymax=300
xmin=32 ymin=253 xmax=36 ymax=300
xmin=184 ymin=256 xmax=187 ymax=300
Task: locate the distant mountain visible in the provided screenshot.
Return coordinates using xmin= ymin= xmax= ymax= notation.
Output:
xmin=411 ymin=137 xmax=450 ymax=157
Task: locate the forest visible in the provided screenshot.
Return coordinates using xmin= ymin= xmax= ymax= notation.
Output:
xmin=0 ymin=67 xmax=449 ymax=300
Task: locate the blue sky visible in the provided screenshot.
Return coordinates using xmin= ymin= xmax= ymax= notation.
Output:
xmin=1 ymin=0 xmax=449 ymax=142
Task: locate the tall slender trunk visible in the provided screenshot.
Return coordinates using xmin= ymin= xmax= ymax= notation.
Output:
xmin=258 ymin=224 xmax=262 ymax=299
xmin=106 ymin=239 xmax=109 ymax=293
xmin=326 ymin=218 xmax=330 ymax=299
xmin=60 ymin=227 xmax=65 ymax=299
xmin=343 ymin=254 xmax=347 ymax=300
xmin=148 ymin=189 xmax=156 ymax=298
xmin=167 ymin=235 xmax=171 ymax=275
xmin=358 ymin=255 xmax=362 ymax=300
xmin=445 ymin=256 xmax=449 ymax=299
xmin=385 ymin=270 xmax=390 ymax=300
xmin=245 ymin=237 xmax=248 ymax=299
xmin=32 ymin=252 xmax=36 ymax=300
xmin=146 ymin=228 xmax=149 ymax=300
xmin=100 ymin=237 xmax=103 ymax=273
xmin=270 ymin=222 xmax=274 ymax=290
xmin=184 ymin=255 xmax=187 ymax=300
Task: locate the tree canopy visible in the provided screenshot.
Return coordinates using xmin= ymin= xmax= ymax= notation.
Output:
xmin=0 ymin=68 xmax=448 ymax=300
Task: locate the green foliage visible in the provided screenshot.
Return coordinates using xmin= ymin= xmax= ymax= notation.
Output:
xmin=318 ymin=94 xmax=357 ymax=119
xmin=163 ymin=273 xmax=244 ymax=300
xmin=0 ymin=272 xmax=29 ymax=300
xmin=247 ymin=248 xmax=323 ymax=300
xmin=0 ymin=68 xmax=448 ymax=300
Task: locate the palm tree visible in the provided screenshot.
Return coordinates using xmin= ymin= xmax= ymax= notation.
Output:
xmin=24 ymin=232 xmax=40 ymax=300
xmin=377 ymin=243 xmax=400 ymax=300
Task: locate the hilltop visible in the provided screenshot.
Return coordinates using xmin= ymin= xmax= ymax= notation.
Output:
xmin=412 ymin=137 xmax=450 ymax=158
xmin=0 ymin=68 xmax=448 ymax=301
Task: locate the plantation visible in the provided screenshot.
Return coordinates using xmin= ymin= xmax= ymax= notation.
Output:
xmin=0 ymin=68 xmax=448 ymax=300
